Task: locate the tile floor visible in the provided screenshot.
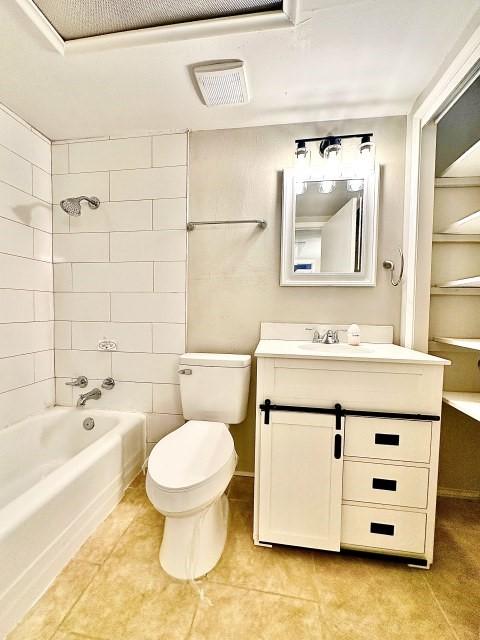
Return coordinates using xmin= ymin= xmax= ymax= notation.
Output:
xmin=7 ymin=476 xmax=480 ymax=640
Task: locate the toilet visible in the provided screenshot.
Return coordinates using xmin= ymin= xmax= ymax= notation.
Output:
xmin=146 ymin=353 xmax=251 ymax=580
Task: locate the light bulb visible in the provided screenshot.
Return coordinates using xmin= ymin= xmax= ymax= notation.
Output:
xmin=318 ymin=180 xmax=336 ymax=194
xmin=295 ymin=141 xmax=308 ymax=167
xmin=295 ymin=180 xmax=306 ymax=195
xmin=359 ymin=136 xmax=374 ymax=171
xmin=347 ymin=179 xmax=363 ymax=192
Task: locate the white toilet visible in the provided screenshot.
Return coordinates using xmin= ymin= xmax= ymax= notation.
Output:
xmin=146 ymin=353 xmax=251 ymax=580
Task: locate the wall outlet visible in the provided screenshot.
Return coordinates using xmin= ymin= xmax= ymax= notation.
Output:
xmin=98 ymin=338 xmax=117 ymax=351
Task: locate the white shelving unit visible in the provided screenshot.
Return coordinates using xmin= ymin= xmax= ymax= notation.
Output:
xmin=430 ymin=175 xmax=480 ymax=426
xmin=442 ymin=391 xmax=480 ymax=422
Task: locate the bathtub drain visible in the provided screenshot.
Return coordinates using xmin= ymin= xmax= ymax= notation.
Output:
xmin=83 ymin=417 xmax=95 ymax=430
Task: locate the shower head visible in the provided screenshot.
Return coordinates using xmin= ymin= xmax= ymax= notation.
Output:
xmin=60 ymin=196 xmax=100 ymax=216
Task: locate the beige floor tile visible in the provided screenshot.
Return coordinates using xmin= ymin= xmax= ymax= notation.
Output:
xmin=124 ymin=582 xmax=198 ymax=640
xmin=7 ymin=560 xmax=98 ymax=640
xmin=313 ymin=553 xmax=456 ymax=640
xmin=75 ymin=496 xmax=141 ymax=565
xmin=227 ymin=475 xmax=254 ymax=502
xmin=59 ymin=561 xmax=145 ymax=639
xmin=424 ymin=526 xmax=480 ymax=640
xmin=208 ymin=501 xmax=318 ymax=600
xmin=51 ymin=632 xmax=103 ymax=640
xmin=190 ymin=583 xmax=323 ymax=640
xmin=129 ymin=472 xmax=147 ymax=490
xmin=436 ymin=497 xmax=480 ymax=531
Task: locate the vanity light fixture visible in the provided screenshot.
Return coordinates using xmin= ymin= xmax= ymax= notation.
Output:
xmin=294 ymin=133 xmax=374 ymax=169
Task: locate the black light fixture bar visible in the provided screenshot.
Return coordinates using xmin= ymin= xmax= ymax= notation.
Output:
xmin=295 ymin=133 xmax=373 ymax=144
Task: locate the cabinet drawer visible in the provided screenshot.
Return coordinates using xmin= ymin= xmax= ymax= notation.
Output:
xmin=343 ymin=461 xmax=429 ymax=508
xmin=344 ymin=416 xmax=431 ymax=462
xmin=341 ymin=505 xmax=426 ymax=554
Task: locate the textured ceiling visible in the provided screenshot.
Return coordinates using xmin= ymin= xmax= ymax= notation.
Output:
xmin=1 ymin=1 xmax=479 ymax=140
xmin=32 ymin=0 xmax=283 ymax=40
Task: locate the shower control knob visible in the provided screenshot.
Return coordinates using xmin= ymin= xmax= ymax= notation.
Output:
xmin=65 ymin=376 xmax=88 ymax=388
xmin=101 ymin=377 xmax=115 ymax=390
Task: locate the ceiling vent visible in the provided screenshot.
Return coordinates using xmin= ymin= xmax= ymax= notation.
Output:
xmin=193 ymin=61 xmax=249 ymax=107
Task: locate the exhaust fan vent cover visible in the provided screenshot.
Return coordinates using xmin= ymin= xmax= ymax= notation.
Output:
xmin=193 ymin=61 xmax=249 ymax=106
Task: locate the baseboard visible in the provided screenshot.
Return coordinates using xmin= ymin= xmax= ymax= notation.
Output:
xmin=437 ymin=487 xmax=480 ymax=499
xmin=234 ymin=471 xmax=254 ymax=478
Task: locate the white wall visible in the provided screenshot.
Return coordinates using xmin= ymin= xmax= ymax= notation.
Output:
xmin=52 ymin=133 xmax=188 ymax=450
xmin=188 ymin=117 xmax=407 ymax=471
xmin=0 ymin=103 xmax=54 ymax=428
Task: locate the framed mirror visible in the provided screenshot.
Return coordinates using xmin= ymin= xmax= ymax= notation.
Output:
xmin=281 ymin=168 xmax=379 ymax=286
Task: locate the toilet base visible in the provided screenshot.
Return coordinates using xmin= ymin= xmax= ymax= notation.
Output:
xmin=159 ymin=494 xmax=229 ymax=580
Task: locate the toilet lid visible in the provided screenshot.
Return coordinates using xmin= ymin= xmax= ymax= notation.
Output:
xmin=148 ymin=420 xmax=235 ymax=491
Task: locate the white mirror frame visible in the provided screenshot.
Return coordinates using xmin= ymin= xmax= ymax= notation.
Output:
xmin=281 ymin=166 xmax=380 ymax=286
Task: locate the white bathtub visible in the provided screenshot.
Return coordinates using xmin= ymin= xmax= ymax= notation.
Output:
xmin=0 ymin=407 xmax=146 ymax=638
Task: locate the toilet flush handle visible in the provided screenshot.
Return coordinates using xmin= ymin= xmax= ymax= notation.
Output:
xmin=178 ymin=368 xmax=192 ymax=375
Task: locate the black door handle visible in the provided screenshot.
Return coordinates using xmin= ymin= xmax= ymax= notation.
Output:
xmin=334 ymin=434 xmax=342 ymax=459
xmin=372 ymin=477 xmax=397 ymax=491
xmin=375 ymin=433 xmax=400 ymax=446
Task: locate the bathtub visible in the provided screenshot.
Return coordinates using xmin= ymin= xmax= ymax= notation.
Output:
xmin=0 ymin=407 xmax=146 ymax=638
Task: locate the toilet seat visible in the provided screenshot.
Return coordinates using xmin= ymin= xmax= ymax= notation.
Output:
xmin=146 ymin=420 xmax=237 ymax=516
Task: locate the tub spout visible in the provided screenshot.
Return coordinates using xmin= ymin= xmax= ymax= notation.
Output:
xmin=77 ymin=388 xmax=102 ymax=407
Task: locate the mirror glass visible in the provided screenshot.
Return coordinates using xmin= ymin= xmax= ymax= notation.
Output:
xmin=281 ymin=168 xmax=378 ymax=286
xmin=294 ymin=179 xmax=363 ymax=274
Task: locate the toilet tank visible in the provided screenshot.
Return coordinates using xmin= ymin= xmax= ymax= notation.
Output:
xmin=178 ymin=353 xmax=251 ymax=424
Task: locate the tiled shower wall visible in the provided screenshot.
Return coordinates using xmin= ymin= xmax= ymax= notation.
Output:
xmin=52 ymin=133 xmax=187 ymax=449
xmin=0 ymin=103 xmax=54 ymax=428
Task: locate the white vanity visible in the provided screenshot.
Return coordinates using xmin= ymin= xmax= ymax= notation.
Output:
xmin=253 ymin=323 xmax=449 ymax=568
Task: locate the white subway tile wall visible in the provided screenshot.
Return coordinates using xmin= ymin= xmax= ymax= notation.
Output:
xmin=0 ymin=103 xmax=54 ymax=428
xmin=52 ymin=132 xmax=188 ymax=447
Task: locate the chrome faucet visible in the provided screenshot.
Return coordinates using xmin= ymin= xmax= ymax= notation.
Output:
xmin=305 ymin=328 xmax=340 ymax=344
xmin=65 ymin=376 xmax=88 ymax=388
xmin=320 ymin=329 xmax=339 ymax=344
xmin=77 ymin=387 xmax=101 ymax=407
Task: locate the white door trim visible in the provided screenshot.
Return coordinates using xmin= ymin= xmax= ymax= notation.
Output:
xmin=401 ymin=21 xmax=480 ymax=348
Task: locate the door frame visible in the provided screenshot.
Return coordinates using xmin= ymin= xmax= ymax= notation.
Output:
xmin=401 ymin=20 xmax=480 ymax=349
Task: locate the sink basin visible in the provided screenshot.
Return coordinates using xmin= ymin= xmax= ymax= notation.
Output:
xmin=298 ymin=343 xmax=374 ymax=355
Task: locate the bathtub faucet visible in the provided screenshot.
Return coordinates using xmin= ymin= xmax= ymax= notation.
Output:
xmin=77 ymin=387 xmax=102 ymax=407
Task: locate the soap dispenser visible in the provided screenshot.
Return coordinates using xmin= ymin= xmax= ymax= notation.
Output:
xmin=347 ymin=324 xmax=361 ymax=346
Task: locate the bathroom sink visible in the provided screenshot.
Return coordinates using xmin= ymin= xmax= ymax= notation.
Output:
xmin=297 ymin=343 xmax=374 ymax=355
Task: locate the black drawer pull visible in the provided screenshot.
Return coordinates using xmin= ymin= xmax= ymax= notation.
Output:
xmin=370 ymin=522 xmax=395 ymax=536
xmin=372 ymin=477 xmax=397 ymax=491
xmin=334 ymin=434 xmax=342 ymax=459
xmin=375 ymin=433 xmax=400 ymax=446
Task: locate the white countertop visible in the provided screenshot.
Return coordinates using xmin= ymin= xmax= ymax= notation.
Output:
xmin=255 ymin=340 xmax=450 ymax=366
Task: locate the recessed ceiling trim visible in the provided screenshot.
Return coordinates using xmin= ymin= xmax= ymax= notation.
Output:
xmin=14 ymin=0 xmax=298 ymax=55
xmin=15 ymin=0 xmax=64 ymax=55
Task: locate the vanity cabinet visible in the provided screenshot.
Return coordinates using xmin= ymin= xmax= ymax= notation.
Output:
xmin=254 ymin=336 xmax=447 ymax=568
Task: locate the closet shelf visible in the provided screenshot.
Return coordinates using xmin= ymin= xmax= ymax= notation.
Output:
xmin=439 ymin=210 xmax=480 ymax=235
xmin=433 ymin=234 xmax=480 ymax=243
xmin=442 ymin=392 xmax=480 ymax=422
xmin=432 ymin=276 xmax=480 ymax=291
xmin=433 ymin=337 xmax=480 ymax=352
xmin=431 ymin=287 xmax=480 ymax=296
